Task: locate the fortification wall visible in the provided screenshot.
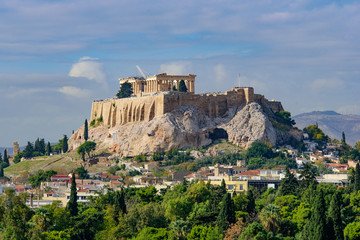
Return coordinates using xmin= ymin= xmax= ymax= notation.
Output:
xmin=91 ymin=94 xmax=165 ymax=127
xmin=90 ymin=87 xmax=283 ymax=127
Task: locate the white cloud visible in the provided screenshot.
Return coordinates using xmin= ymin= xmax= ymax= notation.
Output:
xmin=310 ymin=78 xmax=344 ymax=89
xmin=58 ymin=86 xmax=91 ymax=98
xmin=160 ymin=62 xmax=192 ymax=75
xmin=260 ymin=12 xmax=293 ymax=22
xmin=69 ymin=56 xmax=106 ymax=84
xmin=214 ymin=64 xmax=227 ymax=83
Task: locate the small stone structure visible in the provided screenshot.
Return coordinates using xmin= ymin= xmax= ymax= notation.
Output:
xmin=13 ymin=142 xmax=20 ymax=157
xmin=119 ymin=73 xmax=196 ymax=96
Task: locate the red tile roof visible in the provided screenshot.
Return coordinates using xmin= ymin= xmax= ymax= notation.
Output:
xmin=238 ymin=170 xmax=261 ymax=176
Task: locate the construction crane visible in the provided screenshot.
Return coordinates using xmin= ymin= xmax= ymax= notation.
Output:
xmin=136 ymin=65 xmax=147 ymax=79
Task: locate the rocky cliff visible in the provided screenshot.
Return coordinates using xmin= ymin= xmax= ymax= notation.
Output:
xmin=68 ymin=102 xmax=302 ymax=157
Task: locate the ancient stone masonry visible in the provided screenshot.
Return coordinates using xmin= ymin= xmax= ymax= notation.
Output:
xmin=90 ymin=86 xmax=284 ymax=128
xmin=13 ymin=141 xmax=20 ymax=157
xmin=119 ymin=73 xmax=196 ymax=96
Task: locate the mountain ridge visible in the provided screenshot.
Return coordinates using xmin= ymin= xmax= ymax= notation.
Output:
xmin=293 ymin=111 xmax=360 ymax=145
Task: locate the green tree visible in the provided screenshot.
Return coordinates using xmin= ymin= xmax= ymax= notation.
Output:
xmin=74 ymin=166 xmax=89 ymax=179
xmin=46 ymin=141 xmax=52 ymax=156
xmin=114 ymin=189 xmax=127 ymax=220
xmin=24 ymin=141 xmax=34 ymax=158
xmin=355 ymin=163 xmax=360 ymax=192
xmin=34 ymin=138 xmax=40 ymax=153
xmin=275 ymin=111 xmax=296 ymax=126
xmin=39 ymin=138 xmax=46 ymax=154
xmin=303 ymin=124 xmax=329 ymax=145
xmin=259 ymin=204 xmax=281 ymax=233
xmin=216 ymin=193 xmax=235 ymax=232
xmin=246 ymin=141 xmax=274 ymax=159
xmin=62 ymin=135 xmax=68 ymax=153
xmin=299 ymin=162 xmax=317 ymax=189
xmin=0 ymin=165 xmax=3 ymax=178
xmin=77 ymin=141 xmax=96 ymax=161
xmin=220 ymin=179 xmax=226 ymax=195
xmin=84 ymin=119 xmax=88 ymax=141
xmin=342 ymin=131 xmax=346 ymax=145
xmin=67 ymin=173 xmax=78 ymax=216
xmin=247 ymin=188 xmax=256 ymax=214
xmin=178 ymin=80 xmax=188 ymax=92
xmin=302 ymin=190 xmax=328 ymax=240
xmin=278 ymin=167 xmax=299 ymax=196
xmin=328 ymin=191 xmax=344 ymax=240
xmin=28 ymin=169 xmax=57 ymax=188
xmin=240 ymin=222 xmax=267 ymax=240
xmin=3 ymin=149 xmax=9 ymax=168
xmin=134 ymin=227 xmax=170 ymax=240
xmin=116 ymin=81 xmax=133 ymax=98
xmin=354 ymin=141 xmax=360 ymax=152
xmin=344 ymin=222 xmax=360 ymax=240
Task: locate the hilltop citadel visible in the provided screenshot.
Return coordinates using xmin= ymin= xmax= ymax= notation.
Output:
xmin=91 ymin=73 xmax=284 ymax=127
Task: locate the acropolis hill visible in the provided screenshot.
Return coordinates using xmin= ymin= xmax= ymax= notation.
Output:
xmin=69 ymin=73 xmax=302 ymax=156
xmin=91 ymin=73 xmax=284 ymax=127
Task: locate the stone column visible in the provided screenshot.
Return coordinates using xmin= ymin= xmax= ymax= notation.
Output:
xmin=190 ymin=81 xmax=194 ymax=92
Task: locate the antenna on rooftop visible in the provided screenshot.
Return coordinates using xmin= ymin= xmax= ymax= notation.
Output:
xmin=136 ymin=65 xmax=147 ymax=79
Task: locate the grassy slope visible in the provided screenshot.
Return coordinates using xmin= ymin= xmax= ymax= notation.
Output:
xmin=4 ymin=142 xmax=242 ymax=178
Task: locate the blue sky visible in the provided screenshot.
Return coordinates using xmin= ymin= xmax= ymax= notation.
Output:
xmin=0 ymin=0 xmax=359 ymax=147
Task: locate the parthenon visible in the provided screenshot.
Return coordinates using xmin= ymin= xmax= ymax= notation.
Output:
xmin=119 ymin=73 xmax=196 ymax=96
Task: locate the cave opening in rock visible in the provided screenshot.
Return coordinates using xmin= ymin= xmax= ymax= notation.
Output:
xmin=209 ymin=128 xmax=228 ymax=141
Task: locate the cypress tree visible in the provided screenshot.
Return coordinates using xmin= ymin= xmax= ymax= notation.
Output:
xmin=247 ymin=188 xmax=256 ymax=214
xmin=46 ymin=142 xmax=51 ymax=156
xmin=216 ymin=193 xmax=235 ymax=232
xmin=67 ymin=173 xmax=78 ymax=216
xmin=39 ymin=138 xmax=46 ymax=154
xmin=84 ymin=119 xmax=88 ymax=141
xmin=220 ymin=179 xmax=226 ymax=195
xmin=114 ymin=189 xmax=127 ymax=221
xmin=62 ymin=135 xmax=68 ymax=153
xmin=178 ymin=80 xmax=188 ymax=92
xmin=34 ymin=138 xmax=40 ymax=152
xmin=342 ymin=131 xmax=346 ymax=145
xmin=3 ymin=149 xmax=9 ymax=167
xmin=0 ymin=165 xmax=3 ymax=178
xmin=278 ymin=167 xmax=299 ymax=196
xmin=120 ymin=188 xmax=127 ymax=214
xmin=114 ymin=191 xmax=121 ymax=221
xmin=328 ymin=191 xmax=344 ymax=240
xmin=355 ymin=163 xmax=360 ymax=192
xmin=302 ymin=190 xmax=327 ymax=240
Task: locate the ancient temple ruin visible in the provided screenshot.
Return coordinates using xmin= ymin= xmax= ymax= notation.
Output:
xmin=119 ymin=73 xmax=196 ymax=96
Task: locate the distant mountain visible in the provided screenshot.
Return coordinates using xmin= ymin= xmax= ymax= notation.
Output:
xmin=293 ymin=111 xmax=360 ymax=145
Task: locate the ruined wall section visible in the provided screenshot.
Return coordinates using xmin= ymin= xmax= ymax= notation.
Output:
xmin=91 ymin=94 xmax=166 ymax=127
xmin=254 ymin=94 xmax=284 ymax=112
xmin=162 ymin=89 xmax=246 ymax=118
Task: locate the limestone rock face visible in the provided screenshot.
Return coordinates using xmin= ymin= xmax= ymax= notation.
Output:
xmin=68 ymin=102 xmax=301 ymax=157
xmin=221 ymin=103 xmax=277 ymax=148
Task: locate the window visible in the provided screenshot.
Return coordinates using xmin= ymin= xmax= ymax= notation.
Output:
xmin=228 ymin=185 xmax=234 ymax=190
xmin=239 ymin=184 xmax=243 ymax=190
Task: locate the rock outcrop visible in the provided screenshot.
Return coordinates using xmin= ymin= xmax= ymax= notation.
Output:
xmin=68 ymin=102 xmax=302 ymax=157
